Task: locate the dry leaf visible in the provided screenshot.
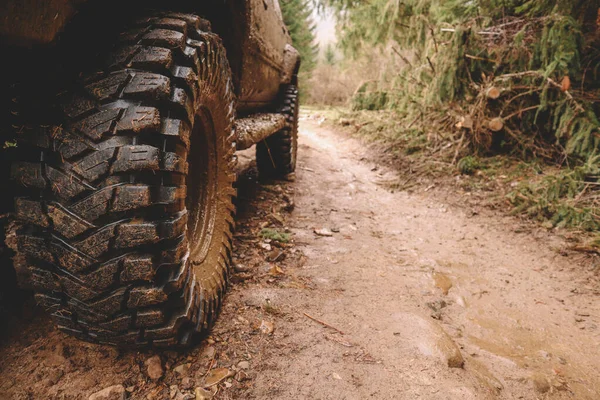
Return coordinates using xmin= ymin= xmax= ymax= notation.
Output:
xmin=203 ymin=368 xmax=231 ymax=387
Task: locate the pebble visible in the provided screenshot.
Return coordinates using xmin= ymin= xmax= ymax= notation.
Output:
xmin=173 ymin=363 xmax=191 ymax=376
xmin=531 ymin=373 xmax=550 ymax=393
xmin=237 ymin=360 xmax=250 ymax=370
xmin=201 ymin=346 xmax=216 ymax=359
xmin=88 ymin=384 xmax=126 ymax=400
xmin=145 ymin=355 xmax=164 ymax=381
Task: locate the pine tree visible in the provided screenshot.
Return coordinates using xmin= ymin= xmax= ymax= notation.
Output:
xmin=280 ymin=0 xmax=319 ymax=86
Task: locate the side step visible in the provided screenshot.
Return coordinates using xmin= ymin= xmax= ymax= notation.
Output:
xmin=235 ymin=113 xmax=287 ymax=151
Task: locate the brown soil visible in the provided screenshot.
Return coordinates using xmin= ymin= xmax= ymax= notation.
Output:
xmin=1 ymin=112 xmax=599 ymax=399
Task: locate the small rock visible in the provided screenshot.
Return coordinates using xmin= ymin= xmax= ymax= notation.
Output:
xmin=260 ymin=242 xmax=272 ymax=251
xmin=201 ymin=346 xmax=216 ymax=359
xmin=332 ymin=372 xmax=342 ymax=380
xmin=237 ymin=361 xmax=250 ymax=370
xmin=314 ymin=228 xmax=333 ymax=237
xmin=145 ymin=355 xmax=164 ymax=381
xmin=259 ymin=320 xmax=274 ymax=335
xmin=181 ymin=377 xmax=194 ymax=390
xmin=194 ymin=387 xmax=213 ymax=400
xmin=531 ymin=373 xmax=550 ymax=394
xmin=233 ymin=264 xmax=250 ymax=273
xmin=89 ymin=385 xmax=126 ymax=400
xmin=235 ymin=371 xmax=250 ymax=382
xmin=173 ymin=363 xmax=191 ymax=376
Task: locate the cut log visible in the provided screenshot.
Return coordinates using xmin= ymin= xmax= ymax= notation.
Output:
xmin=488 ymin=117 xmax=504 ymax=132
xmin=485 ymin=86 xmax=501 ymax=99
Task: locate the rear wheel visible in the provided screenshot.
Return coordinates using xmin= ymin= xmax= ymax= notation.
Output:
xmin=256 ymin=85 xmax=299 ymax=178
xmin=10 ymin=12 xmax=236 ymax=348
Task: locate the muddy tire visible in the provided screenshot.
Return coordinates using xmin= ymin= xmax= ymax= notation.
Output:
xmin=10 ymin=13 xmax=236 ymax=348
xmin=256 ymin=85 xmax=299 ymax=177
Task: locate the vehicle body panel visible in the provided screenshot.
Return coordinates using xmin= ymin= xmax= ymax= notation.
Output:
xmin=0 ymin=0 xmax=299 ymax=112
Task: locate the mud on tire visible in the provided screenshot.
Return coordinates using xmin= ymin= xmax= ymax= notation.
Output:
xmin=256 ymin=85 xmax=299 ymax=177
xmin=10 ymin=12 xmax=236 ymax=348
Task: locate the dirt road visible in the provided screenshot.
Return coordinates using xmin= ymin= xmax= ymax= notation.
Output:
xmin=1 ymin=114 xmax=599 ymax=399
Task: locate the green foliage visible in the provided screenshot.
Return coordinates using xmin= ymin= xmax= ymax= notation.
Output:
xmin=508 ymin=156 xmax=600 ymax=230
xmin=326 ymin=0 xmax=600 ymax=231
xmin=458 ymin=156 xmax=480 ymax=175
xmin=281 ymin=0 xmax=319 ymax=83
xmin=260 ymin=228 xmax=291 ymax=243
xmin=324 ymin=44 xmax=336 ymax=64
xmin=352 ymin=81 xmax=388 ymax=110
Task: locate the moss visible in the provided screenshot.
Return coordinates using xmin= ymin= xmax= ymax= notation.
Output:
xmin=260 ymin=228 xmax=291 ymax=243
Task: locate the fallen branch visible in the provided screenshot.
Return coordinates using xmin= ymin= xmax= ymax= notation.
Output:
xmin=303 ymin=312 xmax=345 ymax=335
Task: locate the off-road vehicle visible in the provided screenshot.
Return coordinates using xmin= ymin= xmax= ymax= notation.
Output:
xmin=0 ymin=0 xmax=300 ymax=348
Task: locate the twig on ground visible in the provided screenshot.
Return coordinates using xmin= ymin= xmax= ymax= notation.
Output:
xmin=303 ymin=312 xmax=345 ymax=335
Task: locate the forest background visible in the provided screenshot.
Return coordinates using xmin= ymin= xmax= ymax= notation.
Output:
xmin=283 ymin=0 xmax=600 ymax=247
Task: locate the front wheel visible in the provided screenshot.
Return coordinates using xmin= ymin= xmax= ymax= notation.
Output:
xmin=11 ymin=13 xmax=236 ymax=348
xmin=256 ymin=85 xmax=299 ymax=178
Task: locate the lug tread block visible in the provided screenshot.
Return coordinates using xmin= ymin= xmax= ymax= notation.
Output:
xmin=107 ymin=45 xmax=141 ymax=69
xmin=172 ymin=66 xmax=199 ymax=100
xmin=87 ymin=287 xmax=127 ymax=315
xmin=156 ymin=186 xmax=185 ymax=205
xmin=112 ymin=145 xmax=160 ymax=174
xmin=131 ymin=46 xmax=174 ymax=70
xmin=11 ymin=162 xmax=46 ymax=189
xmin=115 ymin=222 xmax=159 ymax=248
xmin=51 ymin=240 xmax=95 ymax=273
xmin=75 ymin=225 xmax=116 ymax=258
xmin=111 ymin=185 xmax=151 ymax=212
xmin=18 ymin=235 xmax=54 ymax=263
xmin=153 ymin=18 xmax=187 ymax=33
xmin=71 ymin=148 xmax=116 ymax=181
xmin=116 ymin=106 xmax=161 ymax=135
xmin=127 ymin=286 xmax=168 ymax=308
xmin=94 ymin=136 xmax=133 ymax=152
xmin=85 ymin=259 xmax=120 ymax=290
xmin=161 ymin=152 xmax=187 ymax=174
xmin=170 ymin=87 xmax=193 ymax=122
xmin=73 ymin=108 xmax=122 ymax=141
xmin=59 ymin=93 xmax=97 ymax=119
xmin=68 ymin=297 xmax=107 ymax=322
xmin=85 ymin=71 xmax=131 ymax=101
xmin=30 ymin=266 xmax=61 ymax=291
xmin=71 ymin=187 xmax=114 ymax=222
xmin=159 ymin=211 xmax=187 ymax=239
xmin=47 ymin=203 xmax=95 ymax=239
xmin=141 ymin=29 xmax=186 ymax=50
xmin=122 ymin=73 xmax=171 ymax=101
xmin=161 ymin=118 xmax=190 ymax=147
xmin=162 ymin=13 xmax=201 ymax=30
xmin=54 ymin=129 xmax=92 ymax=159
xmin=99 ymin=314 xmax=132 ymax=332
xmin=136 ymin=309 xmax=164 ymax=327
xmin=15 ymin=198 xmax=49 ymax=228
xmin=46 ymin=166 xmax=90 ymax=199
xmin=120 ymin=254 xmax=155 ymax=282
xmin=59 ymin=274 xmax=99 ymax=301
xmin=160 ymin=236 xmax=187 ymax=264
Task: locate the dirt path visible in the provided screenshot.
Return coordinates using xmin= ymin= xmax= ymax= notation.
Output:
xmin=1 ymin=113 xmax=599 ymax=399
xmin=242 ymin=116 xmax=600 ymax=399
